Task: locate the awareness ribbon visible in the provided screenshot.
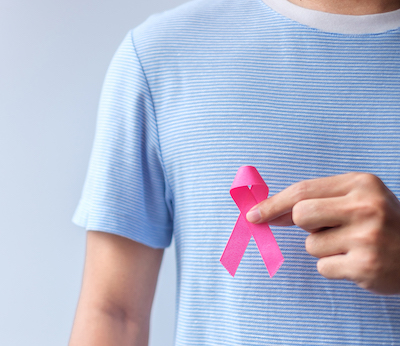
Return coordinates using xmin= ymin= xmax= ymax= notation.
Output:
xmin=220 ymin=166 xmax=284 ymax=277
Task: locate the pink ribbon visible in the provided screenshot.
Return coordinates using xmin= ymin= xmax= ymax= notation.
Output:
xmin=220 ymin=166 xmax=284 ymax=277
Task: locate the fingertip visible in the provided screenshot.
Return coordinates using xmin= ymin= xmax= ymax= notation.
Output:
xmin=246 ymin=207 xmax=261 ymax=223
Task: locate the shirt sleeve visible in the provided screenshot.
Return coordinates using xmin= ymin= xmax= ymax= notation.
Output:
xmin=72 ymin=30 xmax=173 ymax=248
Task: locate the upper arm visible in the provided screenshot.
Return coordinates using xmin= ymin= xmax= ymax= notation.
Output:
xmin=81 ymin=231 xmax=163 ymax=321
xmin=70 ymin=231 xmax=163 ymax=345
xmin=70 ymin=32 xmax=171 ymax=345
xmin=82 ymin=231 xmax=163 ymax=318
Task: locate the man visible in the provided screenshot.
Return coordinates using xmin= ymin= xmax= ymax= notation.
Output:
xmin=69 ymin=0 xmax=400 ymax=344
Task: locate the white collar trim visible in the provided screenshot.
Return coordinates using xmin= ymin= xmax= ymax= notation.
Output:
xmin=262 ymin=0 xmax=400 ymax=34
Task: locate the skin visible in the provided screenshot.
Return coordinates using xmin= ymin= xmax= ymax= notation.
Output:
xmin=246 ymin=173 xmax=400 ymax=295
xmin=69 ymin=231 xmax=163 ymax=346
xmin=288 ymin=0 xmax=400 ymax=15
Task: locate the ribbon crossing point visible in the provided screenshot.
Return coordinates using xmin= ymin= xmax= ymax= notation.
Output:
xmin=220 ymin=166 xmax=284 ymax=277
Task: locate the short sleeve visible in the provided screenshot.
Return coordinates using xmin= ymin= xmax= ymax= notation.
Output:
xmin=72 ymin=31 xmax=173 ymax=248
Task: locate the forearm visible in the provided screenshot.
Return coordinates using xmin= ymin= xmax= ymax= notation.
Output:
xmin=69 ymin=303 xmax=149 ymax=346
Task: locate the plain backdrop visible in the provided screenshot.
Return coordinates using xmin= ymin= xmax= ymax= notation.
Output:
xmin=0 ymin=0 xmax=188 ymax=345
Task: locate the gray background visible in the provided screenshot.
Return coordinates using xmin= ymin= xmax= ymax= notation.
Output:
xmin=0 ymin=0 xmax=187 ymax=345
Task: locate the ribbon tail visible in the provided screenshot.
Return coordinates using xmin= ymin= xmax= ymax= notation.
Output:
xmin=252 ymin=223 xmax=284 ymax=278
xmin=220 ymin=213 xmax=251 ymax=277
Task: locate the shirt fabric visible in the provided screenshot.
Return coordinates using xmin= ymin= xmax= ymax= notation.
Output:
xmin=73 ymin=0 xmax=400 ymax=344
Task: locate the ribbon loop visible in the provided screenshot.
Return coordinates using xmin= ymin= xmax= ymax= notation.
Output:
xmin=220 ymin=166 xmax=284 ymax=277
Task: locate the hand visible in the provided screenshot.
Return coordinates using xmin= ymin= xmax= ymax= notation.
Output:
xmin=246 ymin=173 xmax=400 ymax=295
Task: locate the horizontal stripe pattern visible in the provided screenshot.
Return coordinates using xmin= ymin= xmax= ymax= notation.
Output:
xmin=74 ymin=0 xmax=400 ymax=344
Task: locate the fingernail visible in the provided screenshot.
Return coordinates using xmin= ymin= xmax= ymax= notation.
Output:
xmin=246 ymin=208 xmax=261 ymax=223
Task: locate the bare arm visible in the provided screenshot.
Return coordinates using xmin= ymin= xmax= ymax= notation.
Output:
xmin=69 ymin=231 xmax=163 ymax=346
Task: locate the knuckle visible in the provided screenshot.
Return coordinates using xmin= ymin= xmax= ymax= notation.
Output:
xmin=351 ymin=225 xmax=382 ymax=249
xmin=351 ymin=196 xmax=386 ymax=225
xmin=357 ymin=250 xmax=381 ymax=277
xmin=353 ymin=172 xmax=382 ymax=189
xmin=316 ymin=258 xmax=328 ymax=276
xmin=370 ymin=196 xmax=387 ymax=216
xmin=364 ymin=227 xmax=382 ymax=246
xmin=346 ymin=250 xmax=381 ymax=291
xmin=292 ymin=201 xmax=307 ymax=227
xmin=291 ymin=180 xmax=309 ymax=202
xmin=305 ymin=234 xmax=317 ymax=256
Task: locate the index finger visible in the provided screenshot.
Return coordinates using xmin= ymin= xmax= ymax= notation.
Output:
xmin=246 ymin=173 xmax=356 ymax=224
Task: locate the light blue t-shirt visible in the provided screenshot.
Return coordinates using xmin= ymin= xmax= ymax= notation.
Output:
xmin=73 ymin=0 xmax=400 ymax=344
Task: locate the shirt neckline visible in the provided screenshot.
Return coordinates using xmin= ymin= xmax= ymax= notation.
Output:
xmin=262 ymin=0 xmax=400 ymax=34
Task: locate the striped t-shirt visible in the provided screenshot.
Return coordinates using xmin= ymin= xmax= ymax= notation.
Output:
xmin=73 ymin=0 xmax=400 ymax=344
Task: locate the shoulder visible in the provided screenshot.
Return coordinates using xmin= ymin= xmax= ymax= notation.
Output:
xmin=130 ymin=0 xmax=255 ymax=53
xmin=134 ymin=0 xmax=241 ymax=35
